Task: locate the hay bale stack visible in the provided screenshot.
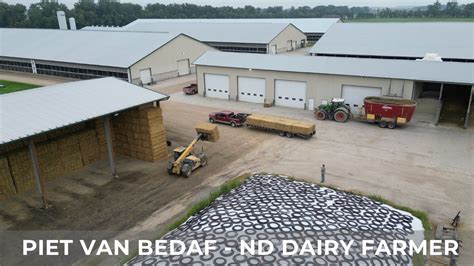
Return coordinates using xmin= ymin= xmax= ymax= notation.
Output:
xmin=0 ymin=156 xmax=16 ymax=200
xmin=195 ymin=123 xmax=219 ymax=142
xmin=246 ymin=114 xmax=315 ymax=136
xmin=7 ymin=150 xmax=35 ymax=193
xmin=112 ymin=105 xmax=168 ymax=162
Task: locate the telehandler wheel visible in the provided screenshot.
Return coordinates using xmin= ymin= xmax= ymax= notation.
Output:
xmin=167 ymin=163 xmax=174 ymax=175
xmin=334 ymin=110 xmax=349 ymax=123
xmin=388 ymin=122 xmax=396 ymax=129
xmin=201 ymin=156 xmax=208 ymax=167
xmin=379 ymin=121 xmax=388 ymax=128
xmin=209 ymin=118 xmax=215 ymax=123
xmin=181 ymin=164 xmax=192 ymax=178
xmin=315 ymin=110 xmax=327 ymax=120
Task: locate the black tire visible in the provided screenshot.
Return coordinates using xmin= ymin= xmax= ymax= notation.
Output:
xmin=379 ymin=121 xmax=387 ymax=128
xmin=286 ymin=132 xmax=294 ymax=138
xmin=201 ymin=155 xmax=208 ymax=167
xmin=388 ymin=122 xmax=396 ymax=129
xmin=209 ymin=118 xmax=215 ymax=123
xmin=334 ymin=110 xmax=349 ymax=123
xmin=181 ymin=164 xmax=192 ymax=178
xmin=315 ymin=110 xmax=327 ymax=120
xmin=167 ymin=163 xmax=174 ymax=175
xmin=279 ymin=131 xmax=286 ymax=137
xmin=230 ymin=122 xmax=236 ymax=127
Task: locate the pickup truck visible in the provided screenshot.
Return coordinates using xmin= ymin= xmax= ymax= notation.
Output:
xmin=209 ymin=111 xmax=249 ymax=127
xmin=183 ymin=83 xmax=198 ymax=95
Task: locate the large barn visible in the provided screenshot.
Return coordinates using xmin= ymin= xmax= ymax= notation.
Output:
xmin=119 ymin=18 xmax=340 ymax=42
xmin=307 ymin=22 xmax=474 ymax=127
xmin=193 ymin=51 xmax=474 ymax=127
xmin=0 ymin=78 xmax=169 ymax=203
xmin=0 ymin=28 xmax=215 ymax=85
xmin=116 ymin=20 xmax=307 ymax=54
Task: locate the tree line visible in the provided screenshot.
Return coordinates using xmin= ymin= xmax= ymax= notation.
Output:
xmin=0 ymin=0 xmax=473 ymax=29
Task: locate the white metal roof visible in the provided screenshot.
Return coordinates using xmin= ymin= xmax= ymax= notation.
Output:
xmin=0 ymin=28 xmax=182 ymax=68
xmin=122 ymin=20 xmax=295 ymax=44
xmin=0 ymin=77 xmax=169 ymax=145
xmin=309 ymin=22 xmax=474 ymax=60
xmin=194 ymin=51 xmax=474 ymax=85
xmin=123 ymin=18 xmax=340 ymax=34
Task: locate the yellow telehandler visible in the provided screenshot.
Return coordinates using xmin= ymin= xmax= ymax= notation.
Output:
xmin=167 ymin=123 xmax=219 ymax=178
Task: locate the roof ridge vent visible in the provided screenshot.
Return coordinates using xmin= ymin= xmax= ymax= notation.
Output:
xmin=417 ymin=53 xmax=443 ymax=62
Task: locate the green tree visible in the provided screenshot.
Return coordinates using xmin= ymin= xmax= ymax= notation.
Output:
xmin=24 ymin=2 xmax=70 ymax=28
xmin=446 ymin=1 xmax=459 ymax=17
xmin=0 ymin=3 xmax=27 ymax=27
xmin=427 ymin=0 xmax=442 ymax=17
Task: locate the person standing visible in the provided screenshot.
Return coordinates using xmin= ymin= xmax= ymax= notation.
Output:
xmin=320 ymin=164 xmax=326 ymax=183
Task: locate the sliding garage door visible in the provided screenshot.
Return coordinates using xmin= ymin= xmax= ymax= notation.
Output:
xmin=204 ymin=74 xmax=229 ymax=99
xmin=238 ymin=77 xmax=265 ymax=104
xmin=342 ymin=85 xmax=382 ymax=114
xmin=275 ymin=80 xmax=307 ymax=109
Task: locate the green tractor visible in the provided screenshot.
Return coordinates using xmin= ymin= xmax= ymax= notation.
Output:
xmin=314 ymin=98 xmax=351 ymax=123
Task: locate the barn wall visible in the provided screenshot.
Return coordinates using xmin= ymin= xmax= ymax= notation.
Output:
xmin=130 ymin=35 xmax=216 ymax=84
xmin=196 ymin=65 xmax=415 ymax=109
xmin=269 ymin=24 xmax=307 ymax=54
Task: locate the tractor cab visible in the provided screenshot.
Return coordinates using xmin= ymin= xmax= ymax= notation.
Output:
xmin=331 ymin=98 xmax=346 ymax=105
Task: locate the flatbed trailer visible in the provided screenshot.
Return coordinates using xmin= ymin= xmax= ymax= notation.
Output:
xmin=245 ymin=114 xmax=316 ymax=138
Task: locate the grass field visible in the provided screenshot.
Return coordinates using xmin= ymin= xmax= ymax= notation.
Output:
xmin=0 ymin=80 xmax=40 ymax=94
xmin=345 ymin=17 xmax=474 ymax=23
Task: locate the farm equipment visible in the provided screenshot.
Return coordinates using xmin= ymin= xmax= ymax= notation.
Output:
xmin=363 ymin=96 xmax=417 ymax=129
xmin=183 ymin=83 xmax=198 ymax=95
xmin=167 ymin=123 xmax=219 ymax=178
xmin=314 ymin=98 xmax=351 ymax=123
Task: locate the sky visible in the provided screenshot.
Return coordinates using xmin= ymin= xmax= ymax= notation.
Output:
xmin=1 ymin=0 xmax=471 ymax=8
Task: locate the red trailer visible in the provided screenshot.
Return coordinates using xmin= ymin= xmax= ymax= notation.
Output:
xmin=363 ymin=96 xmax=417 ymax=129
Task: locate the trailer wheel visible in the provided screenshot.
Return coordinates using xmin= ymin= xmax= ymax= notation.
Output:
xmin=230 ymin=122 xmax=236 ymax=127
xmin=286 ymin=132 xmax=294 ymax=138
xmin=379 ymin=121 xmax=387 ymax=128
xmin=279 ymin=131 xmax=286 ymax=137
xmin=334 ymin=110 xmax=349 ymax=123
xmin=209 ymin=118 xmax=215 ymax=123
xmin=315 ymin=110 xmax=327 ymax=120
xmin=387 ymin=122 xmax=396 ymax=129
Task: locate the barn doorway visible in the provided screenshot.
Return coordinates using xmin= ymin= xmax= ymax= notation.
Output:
xmin=438 ymin=84 xmax=472 ymax=127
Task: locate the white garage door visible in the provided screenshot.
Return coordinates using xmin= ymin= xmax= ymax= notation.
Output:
xmin=342 ymin=85 xmax=382 ymax=114
xmin=139 ymin=68 xmax=152 ymax=85
xmin=275 ymin=80 xmax=307 ymax=109
xmin=204 ymin=74 xmax=229 ymax=100
xmin=177 ymin=59 xmax=190 ymax=76
xmin=238 ymin=77 xmax=265 ymax=104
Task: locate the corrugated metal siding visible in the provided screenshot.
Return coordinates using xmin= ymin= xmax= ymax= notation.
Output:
xmin=0 ymin=77 xmax=169 ymax=145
